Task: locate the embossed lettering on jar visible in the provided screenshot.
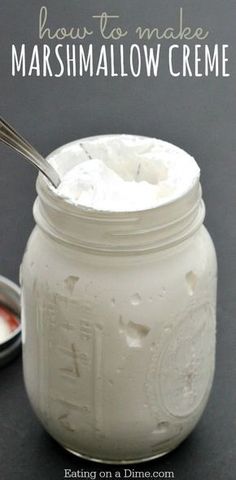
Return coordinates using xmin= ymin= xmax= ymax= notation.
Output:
xmin=21 ymin=135 xmax=217 ymax=464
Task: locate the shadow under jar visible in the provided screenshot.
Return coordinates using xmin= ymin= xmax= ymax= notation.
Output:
xmin=21 ymin=136 xmax=217 ymax=464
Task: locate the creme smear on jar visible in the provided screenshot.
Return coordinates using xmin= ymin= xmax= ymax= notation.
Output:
xmin=21 ymin=135 xmax=217 ymax=463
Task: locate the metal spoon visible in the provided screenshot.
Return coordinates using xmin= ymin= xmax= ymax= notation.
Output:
xmin=0 ymin=116 xmax=61 ymax=188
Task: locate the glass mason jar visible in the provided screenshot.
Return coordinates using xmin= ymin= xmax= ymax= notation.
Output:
xmin=21 ymin=136 xmax=217 ymax=464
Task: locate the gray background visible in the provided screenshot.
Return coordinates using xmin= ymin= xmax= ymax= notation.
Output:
xmin=0 ymin=0 xmax=236 ymax=479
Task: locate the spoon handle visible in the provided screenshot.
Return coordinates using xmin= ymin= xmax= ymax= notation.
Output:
xmin=0 ymin=117 xmax=60 ymax=188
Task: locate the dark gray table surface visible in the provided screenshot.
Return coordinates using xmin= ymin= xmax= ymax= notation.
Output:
xmin=0 ymin=1 xmax=236 ymax=479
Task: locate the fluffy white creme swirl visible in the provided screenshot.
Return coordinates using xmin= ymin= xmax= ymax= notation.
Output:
xmin=50 ymin=135 xmax=200 ymax=212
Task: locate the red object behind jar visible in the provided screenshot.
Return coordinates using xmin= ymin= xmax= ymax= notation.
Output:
xmin=0 ymin=304 xmax=20 ymax=334
xmin=0 ymin=276 xmax=21 ymax=367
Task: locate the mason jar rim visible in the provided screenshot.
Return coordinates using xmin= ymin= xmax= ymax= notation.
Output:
xmin=34 ymin=135 xmax=204 ymax=253
xmin=38 ymin=133 xmax=200 ymax=217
